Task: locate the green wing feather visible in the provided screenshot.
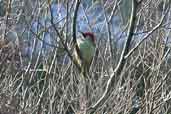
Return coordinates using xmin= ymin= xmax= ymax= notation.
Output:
xmin=77 ymin=38 xmax=95 ymax=67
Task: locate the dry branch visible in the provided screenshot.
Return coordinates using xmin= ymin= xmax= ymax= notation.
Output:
xmin=88 ymin=0 xmax=140 ymax=113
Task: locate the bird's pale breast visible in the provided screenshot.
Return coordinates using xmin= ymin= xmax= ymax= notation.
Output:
xmin=77 ymin=38 xmax=95 ymax=65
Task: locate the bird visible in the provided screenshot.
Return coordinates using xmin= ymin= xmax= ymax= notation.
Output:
xmin=74 ymin=31 xmax=96 ymax=77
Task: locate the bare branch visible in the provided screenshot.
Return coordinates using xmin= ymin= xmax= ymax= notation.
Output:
xmin=48 ymin=0 xmax=81 ymax=71
xmin=124 ymin=7 xmax=170 ymax=59
xmin=88 ymin=0 xmax=138 ymax=113
xmin=72 ymin=0 xmax=82 ymax=71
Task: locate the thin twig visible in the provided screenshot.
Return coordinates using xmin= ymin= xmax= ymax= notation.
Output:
xmin=88 ymin=0 xmax=138 ymax=113
xmin=48 ymin=0 xmax=81 ymax=71
xmin=124 ymin=6 xmax=170 ymax=59
xmin=3 ymin=0 xmax=12 ymax=40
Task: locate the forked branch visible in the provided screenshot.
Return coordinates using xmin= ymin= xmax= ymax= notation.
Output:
xmin=88 ymin=0 xmax=140 ymax=113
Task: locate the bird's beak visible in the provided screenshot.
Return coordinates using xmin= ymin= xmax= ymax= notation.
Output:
xmin=79 ymin=31 xmax=85 ymax=37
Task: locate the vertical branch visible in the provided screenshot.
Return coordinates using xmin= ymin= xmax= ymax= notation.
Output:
xmin=102 ymin=0 xmax=121 ymax=68
xmin=72 ymin=0 xmax=82 ymax=64
xmin=72 ymin=0 xmax=80 ymax=44
xmin=3 ymin=0 xmax=12 ymax=40
xmin=88 ymin=0 xmax=139 ymax=113
xmin=114 ymin=0 xmax=137 ymax=74
xmin=48 ymin=0 xmax=81 ymax=71
xmin=65 ymin=0 xmax=69 ymax=45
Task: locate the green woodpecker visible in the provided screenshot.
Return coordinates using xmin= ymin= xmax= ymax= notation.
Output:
xmin=74 ymin=32 xmax=96 ymax=76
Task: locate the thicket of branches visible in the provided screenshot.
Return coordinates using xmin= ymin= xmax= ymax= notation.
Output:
xmin=0 ymin=0 xmax=171 ymax=114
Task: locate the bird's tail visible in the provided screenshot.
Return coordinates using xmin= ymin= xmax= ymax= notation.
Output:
xmin=80 ymin=66 xmax=91 ymax=106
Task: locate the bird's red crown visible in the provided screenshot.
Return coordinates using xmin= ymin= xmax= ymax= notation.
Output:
xmin=82 ymin=32 xmax=96 ymax=44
